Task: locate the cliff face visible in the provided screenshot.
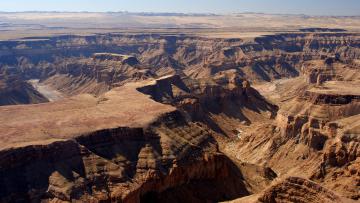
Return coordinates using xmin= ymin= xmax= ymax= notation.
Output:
xmin=36 ymin=55 xmax=152 ymax=96
xmin=0 ymin=112 xmax=274 ymax=203
xmin=279 ymin=98 xmax=360 ymax=199
xmin=137 ymin=74 xmax=277 ymax=135
xmin=257 ymin=177 xmax=346 ymax=203
xmin=230 ymin=58 xmax=360 ymax=200
xmin=0 ymin=32 xmax=359 ymax=105
xmin=0 ymin=76 xmax=277 ymax=203
xmin=0 ymin=31 xmax=359 ymax=202
xmin=0 ymin=67 xmax=48 ymax=105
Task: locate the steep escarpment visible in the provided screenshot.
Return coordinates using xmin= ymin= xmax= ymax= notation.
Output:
xmin=0 ymin=78 xmax=276 ymax=202
xmin=0 ymin=123 xmax=219 ymax=202
xmin=0 ymin=30 xmax=359 ymax=202
xmin=225 ymin=177 xmax=356 ymax=203
xmin=257 ymin=177 xmax=348 ymax=203
xmin=22 ymin=53 xmax=152 ymax=96
xmin=0 ymin=67 xmax=48 ymax=105
xmin=137 ymin=73 xmax=277 ymax=135
xmin=0 ymin=32 xmax=358 ymax=105
xmin=229 ymin=59 xmax=360 ymax=200
xmin=0 ymin=130 xmax=267 ymax=203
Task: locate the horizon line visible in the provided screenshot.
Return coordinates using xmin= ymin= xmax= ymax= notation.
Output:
xmin=0 ymin=11 xmax=359 ymax=17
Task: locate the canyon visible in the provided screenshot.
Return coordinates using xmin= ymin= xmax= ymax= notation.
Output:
xmin=0 ymin=13 xmax=359 ymax=203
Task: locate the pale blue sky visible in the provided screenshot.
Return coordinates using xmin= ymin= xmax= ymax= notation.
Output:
xmin=0 ymin=0 xmax=359 ymax=16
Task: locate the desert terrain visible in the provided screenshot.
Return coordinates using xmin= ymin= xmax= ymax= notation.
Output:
xmin=0 ymin=12 xmax=359 ymax=203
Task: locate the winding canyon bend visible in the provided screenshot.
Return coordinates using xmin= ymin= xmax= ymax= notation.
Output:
xmin=0 ymin=12 xmax=359 ymax=203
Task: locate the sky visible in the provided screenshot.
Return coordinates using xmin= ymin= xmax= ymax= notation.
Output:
xmin=0 ymin=0 xmax=359 ymax=16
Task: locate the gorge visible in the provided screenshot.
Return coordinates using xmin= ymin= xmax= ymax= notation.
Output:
xmin=0 ymin=24 xmax=359 ymax=202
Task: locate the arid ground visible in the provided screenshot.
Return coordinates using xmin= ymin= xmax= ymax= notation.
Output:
xmin=0 ymin=12 xmax=359 ymax=203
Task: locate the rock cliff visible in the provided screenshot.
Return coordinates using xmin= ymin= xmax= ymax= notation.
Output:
xmin=0 ymin=77 xmax=276 ymax=202
xmin=0 ymin=32 xmax=359 ymax=105
xmin=0 ymin=30 xmax=359 ymax=202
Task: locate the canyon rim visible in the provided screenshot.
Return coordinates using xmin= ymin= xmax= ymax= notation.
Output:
xmin=0 ymin=1 xmax=359 ymax=203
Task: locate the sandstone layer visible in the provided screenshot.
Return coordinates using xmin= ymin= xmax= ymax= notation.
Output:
xmin=0 ymin=32 xmax=359 ymax=105
xmin=0 ymin=30 xmax=359 ymax=203
xmin=0 ymin=75 xmax=277 ymax=202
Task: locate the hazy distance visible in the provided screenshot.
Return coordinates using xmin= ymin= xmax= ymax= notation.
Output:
xmin=0 ymin=0 xmax=360 ymax=16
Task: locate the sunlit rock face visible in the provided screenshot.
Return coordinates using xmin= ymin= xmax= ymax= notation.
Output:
xmin=0 ymin=30 xmax=359 ymax=202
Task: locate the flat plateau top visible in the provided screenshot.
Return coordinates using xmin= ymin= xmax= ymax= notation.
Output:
xmin=308 ymin=81 xmax=360 ymax=96
xmin=0 ymin=81 xmax=175 ymax=150
xmin=1 ymin=13 xmax=360 ymax=40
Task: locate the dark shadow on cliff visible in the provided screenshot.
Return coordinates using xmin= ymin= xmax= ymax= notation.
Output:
xmin=140 ymin=154 xmax=251 ymax=203
xmin=75 ymin=127 xmax=149 ymax=179
xmin=0 ymin=140 xmax=87 ymax=202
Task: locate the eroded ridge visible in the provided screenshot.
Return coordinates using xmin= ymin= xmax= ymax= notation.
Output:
xmin=0 ymin=76 xmax=277 ymax=202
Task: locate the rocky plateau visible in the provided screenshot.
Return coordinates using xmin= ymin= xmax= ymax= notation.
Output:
xmin=0 ymin=28 xmax=359 ymax=203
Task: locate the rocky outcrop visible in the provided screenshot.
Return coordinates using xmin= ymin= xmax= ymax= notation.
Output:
xmin=303 ymin=91 xmax=360 ymax=105
xmin=0 ymin=113 xmax=271 ymax=203
xmin=308 ymin=114 xmax=360 ymax=200
xmin=0 ymin=30 xmax=359 ymax=202
xmin=92 ymin=53 xmax=140 ymax=66
xmin=35 ymin=55 xmax=151 ymax=96
xmin=299 ymin=28 xmax=347 ymax=32
xmin=0 ymin=67 xmax=48 ymax=105
xmin=0 ymin=32 xmax=358 ymax=103
xmin=0 ymin=76 xmax=279 ymax=202
xmin=137 ymin=74 xmax=277 ymax=135
xmin=231 ymin=57 xmax=360 ymax=200
xmin=258 ymin=177 xmax=345 ymax=203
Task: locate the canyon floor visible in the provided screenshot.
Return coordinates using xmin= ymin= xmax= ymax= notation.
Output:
xmin=0 ymin=12 xmax=359 ymax=203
